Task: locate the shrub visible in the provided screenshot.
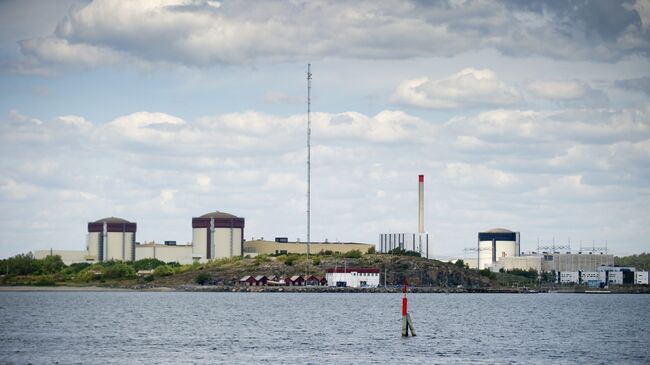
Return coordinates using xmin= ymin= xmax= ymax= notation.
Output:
xmin=153 ymin=265 xmax=174 ymax=277
xmin=312 ymin=256 xmax=321 ymax=266
xmin=132 ymin=258 xmax=166 ymax=271
xmin=367 ymin=247 xmax=376 ymax=254
xmin=195 ymin=272 xmax=212 ymax=285
xmin=343 ymin=250 xmax=362 ymax=259
xmin=254 ymin=254 xmax=271 ymax=264
xmin=103 ymin=263 xmax=136 ymax=279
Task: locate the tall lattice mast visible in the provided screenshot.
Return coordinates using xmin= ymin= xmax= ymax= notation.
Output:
xmin=307 ymin=64 xmax=312 ymax=258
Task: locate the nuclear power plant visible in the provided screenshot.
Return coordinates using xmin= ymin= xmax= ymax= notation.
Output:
xmin=377 ymin=174 xmax=432 ymax=259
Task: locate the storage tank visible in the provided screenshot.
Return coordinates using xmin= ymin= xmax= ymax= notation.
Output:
xmin=191 ymin=211 xmax=245 ymax=261
xmin=87 ymin=217 xmax=137 ymax=262
xmin=477 ymin=228 xmax=519 ymax=270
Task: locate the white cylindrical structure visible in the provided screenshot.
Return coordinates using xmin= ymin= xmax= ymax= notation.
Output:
xmin=87 ymin=217 xmax=137 ymax=262
xmin=192 ymin=211 xmax=244 ymax=261
xmin=418 ymin=174 xmax=424 ymax=234
xmin=478 ymin=228 xmax=518 ymax=270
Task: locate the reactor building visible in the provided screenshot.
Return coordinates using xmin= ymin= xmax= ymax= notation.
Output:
xmin=86 ymin=217 xmax=137 ymax=262
xmin=191 ymin=211 xmax=245 ymax=260
xmin=477 ymin=228 xmax=521 ymax=270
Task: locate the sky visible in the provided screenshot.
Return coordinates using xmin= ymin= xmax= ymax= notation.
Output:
xmin=0 ymin=0 xmax=649 ymax=260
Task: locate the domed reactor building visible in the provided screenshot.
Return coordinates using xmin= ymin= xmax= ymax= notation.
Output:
xmin=87 ymin=217 xmax=137 ymax=262
xmin=477 ymin=228 xmax=520 ymax=270
xmin=191 ymin=211 xmax=245 ymax=260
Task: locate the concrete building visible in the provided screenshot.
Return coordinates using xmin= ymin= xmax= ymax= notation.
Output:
xmin=477 ymin=228 xmax=520 ymax=270
xmin=87 ymin=217 xmax=137 ymax=262
xmin=495 ymin=253 xmax=614 ymax=273
xmin=325 ymin=267 xmax=380 ymax=288
xmin=33 ymin=250 xmax=89 ymax=266
xmin=244 ymin=239 xmax=374 ymax=256
xmin=635 ymin=271 xmax=649 ymax=284
xmin=191 ymin=211 xmax=244 ymax=260
xmin=135 ymin=242 xmax=195 ymax=265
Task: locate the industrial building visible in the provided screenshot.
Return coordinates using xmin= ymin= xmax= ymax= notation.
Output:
xmin=495 ymin=252 xmax=615 ymax=273
xmin=325 ymin=267 xmax=380 ymax=288
xmin=244 ymin=239 xmax=374 ymax=256
xmin=477 ymin=228 xmax=520 ymax=270
xmin=35 ymin=211 xmax=245 ymax=264
xmin=555 ymin=266 xmax=648 ymax=286
xmin=191 ymin=211 xmax=245 ymax=260
xmin=86 ymin=217 xmax=137 ymax=262
xmin=377 ymin=175 xmax=434 ymax=259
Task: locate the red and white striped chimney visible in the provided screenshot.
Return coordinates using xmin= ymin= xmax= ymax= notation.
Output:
xmin=418 ymin=174 xmax=424 ymax=234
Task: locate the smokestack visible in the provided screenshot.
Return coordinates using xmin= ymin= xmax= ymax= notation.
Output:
xmin=418 ymin=174 xmax=424 ymax=234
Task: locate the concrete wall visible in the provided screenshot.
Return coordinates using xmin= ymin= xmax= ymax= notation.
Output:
xmin=635 ymin=271 xmax=649 ymax=284
xmin=33 ymin=250 xmax=89 ymax=265
xmin=87 ymin=232 xmax=100 ymax=261
xmin=495 ymin=256 xmax=543 ymax=272
xmin=192 ymin=228 xmax=207 ymax=260
xmin=214 ymin=227 xmax=242 ymax=259
xmin=106 ymin=232 xmax=134 ymax=261
xmin=135 ymin=244 xmax=194 ymax=265
xmin=244 ymin=240 xmax=374 ymax=255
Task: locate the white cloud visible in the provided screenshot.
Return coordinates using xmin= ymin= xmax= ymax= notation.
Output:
xmin=391 ymin=68 xmax=521 ymax=109
xmin=10 ymin=0 xmax=649 ymax=71
xmin=526 ymin=80 xmax=589 ymax=100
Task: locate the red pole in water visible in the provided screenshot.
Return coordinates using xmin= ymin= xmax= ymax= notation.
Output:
xmin=402 ymin=279 xmax=408 ymax=316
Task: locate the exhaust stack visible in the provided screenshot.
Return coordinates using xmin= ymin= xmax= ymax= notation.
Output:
xmin=418 ymin=174 xmax=424 ymax=234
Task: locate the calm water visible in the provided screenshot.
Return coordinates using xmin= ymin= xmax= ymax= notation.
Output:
xmin=0 ymin=292 xmax=649 ymax=364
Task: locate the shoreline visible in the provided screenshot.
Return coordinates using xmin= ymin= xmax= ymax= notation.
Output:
xmin=1 ymin=285 xmax=648 ymax=294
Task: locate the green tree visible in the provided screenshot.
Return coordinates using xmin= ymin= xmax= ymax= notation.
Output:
xmin=195 ymin=272 xmax=212 ymax=285
xmin=41 ymin=255 xmax=65 ymax=274
xmin=455 ymin=259 xmax=465 ymax=268
xmin=367 ymin=246 xmax=376 ymax=254
xmin=4 ymin=253 xmax=42 ymax=275
xmin=132 ymin=258 xmax=166 ymax=271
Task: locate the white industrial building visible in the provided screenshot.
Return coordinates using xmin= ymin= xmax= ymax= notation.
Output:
xmin=325 ymin=267 xmax=380 ymax=288
xmin=552 ymin=266 xmax=648 ymax=286
xmin=477 ymin=228 xmax=520 ymax=270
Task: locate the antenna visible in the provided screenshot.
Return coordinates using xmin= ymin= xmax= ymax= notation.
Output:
xmin=307 ymin=63 xmax=312 ymax=259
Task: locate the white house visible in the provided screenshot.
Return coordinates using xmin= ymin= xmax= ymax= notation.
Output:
xmin=325 ymin=267 xmax=380 ymax=288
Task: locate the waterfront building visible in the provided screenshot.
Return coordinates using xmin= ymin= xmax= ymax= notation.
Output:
xmin=325 ymin=267 xmax=380 ymax=288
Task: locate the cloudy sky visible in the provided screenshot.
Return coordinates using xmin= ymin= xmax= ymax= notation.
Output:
xmin=1 ymin=0 xmax=649 ymax=260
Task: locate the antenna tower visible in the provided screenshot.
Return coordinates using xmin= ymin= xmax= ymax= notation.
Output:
xmin=307 ymin=64 xmax=312 ymax=258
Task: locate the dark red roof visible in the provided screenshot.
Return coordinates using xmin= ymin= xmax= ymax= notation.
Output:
xmin=325 ymin=267 xmax=380 ymax=274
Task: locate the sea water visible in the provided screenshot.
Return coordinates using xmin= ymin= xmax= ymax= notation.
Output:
xmin=0 ymin=292 xmax=648 ymax=364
